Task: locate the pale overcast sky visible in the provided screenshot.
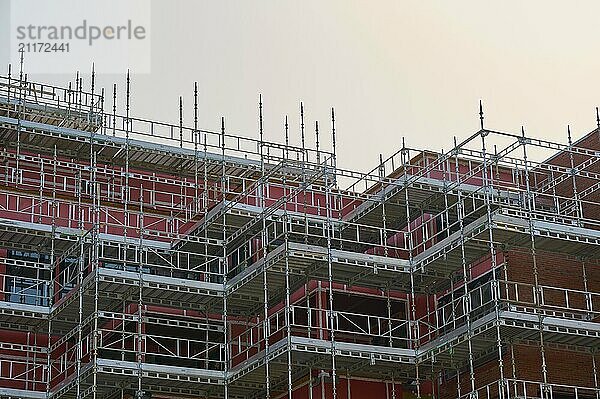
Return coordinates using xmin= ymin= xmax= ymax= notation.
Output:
xmin=1 ymin=1 xmax=600 ymax=173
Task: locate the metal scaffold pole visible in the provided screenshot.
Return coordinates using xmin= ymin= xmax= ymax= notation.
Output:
xmin=221 ymin=116 xmax=229 ymax=399
xmin=112 ymin=84 xmax=117 ymax=137
xmin=592 ymin=351 xmax=599 ymax=399
xmin=89 ymin=67 xmax=100 ymax=399
xmin=76 ymin=166 xmax=83 ymax=399
xmin=481 ymin=130 xmax=505 ymax=399
xmin=567 ymin=126 xmax=583 ymax=222
xmin=90 ymin=104 xmax=100 ymax=399
xmin=380 ymin=153 xmax=389 ymax=258
xmin=137 ymin=184 xmax=145 ymax=399
xmin=302 ymin=104 xmax=312 ymax=398
xmin=92 ymin=149 xmax=100 ymax=399
xmin=300 ymin=102 xmax=308 ymax=245
xmin=15 ymin=52 xmax=24 ymax=187
xmin=194 ymin=83 xmax=199 ymax=214
xmin=283 ymin=116 xmax=293 ymax=398
xmin=258 ymin=95 xmax=271 ymax=399
xmin=402 ymin=138 xmax=420 ymax=399
xmin=6 ymin=63 xmax=11 ymax=109
xmin=453 ymin=135 xmax=476 ymax=398
xmin=319 ymin=119 xmax=337 ymax=399
xmin=521 ymin=127 xmax=549 ymax=399
xmin=46 ymin=144 xmax=58 ymax=399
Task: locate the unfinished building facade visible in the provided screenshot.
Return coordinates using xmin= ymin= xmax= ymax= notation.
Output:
xmin=0 ymin=65 xmax=599 ymax=399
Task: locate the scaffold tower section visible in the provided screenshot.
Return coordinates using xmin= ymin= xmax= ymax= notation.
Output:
xmin=0 ymin=63 xmax=599 ymax=399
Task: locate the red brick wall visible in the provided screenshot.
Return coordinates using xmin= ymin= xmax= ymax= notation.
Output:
xmin=503 ymin=249 xmax=596 ymax=312
xmin=542 ymin=131 xmax=600 ymax=225
xmin=438 ymin=356 xmax=503 ymax=399
xmin=505 ymin=249 xmax=585 ymax=288
xmin=439 ymin=345 xmax=596 ymax=399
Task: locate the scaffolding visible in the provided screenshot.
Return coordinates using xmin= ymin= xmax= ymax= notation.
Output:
xmin=0 ymin=62 xmax=600 ymax=399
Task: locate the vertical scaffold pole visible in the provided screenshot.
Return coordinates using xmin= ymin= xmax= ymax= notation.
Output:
xmin=90 ymin=85 xmax=101 ymax=398
xmin=112 ymin=84 xmax=117 ymax=137
xmin=521 ymin=127 xmax=548 ymax=398
xmin=7 ymin=63 xmax=11 ymax=112
xmin=90 ymin=63 xmax=95 ymax=120
xmin=221 ymin=116 xmax=229 ymax=399
xmin=583 ymin=260 xmax=592 ymax=316
xmin=283 ymin=115 xmax=293 ymax=397
xmin=202 ymin=107 xmax=209 ymax=328
xmin=179 ymin=96 xmax=184 ymax=148
xmin=124 ymin=70 xmax=131 ymax=243
xmin=380 ymin=153 xmax=388 ymax=258
xmin=15 ymin=55 xmax=24 ymax=185
xmin=99 ymin=87 xmax=105 ymax=134
xmin=402 ymin=138 xmax=420 ymax=398
xmin=258 ymin=95 xmax=271 ymax=399
xmin=46 ymin=144 xmax=57 ymax=399
xmin=331 ymin=107 xmax=337 ymax=187
xmin=456 ymin=363 xmax=462 ymax=398
xmin=481 ymin=131 xmax=505 ymax=399
xmin=194 ymin=83 xmax=199 ymax=214
xmin=75 ymin=167 xmax=83 ymax=399
xmin=137 ymin=184 xmax=144 ymax=399
xmin=453 ymin=136 xmax=476 ymax=398
xmin=567 ymin=126 xmax=583 ymax=222
xmin=315 ymin=121 xmax=321 ymax=170
xmin=285 ymin=115 xmax=289 ymax=159
xmin=387 ymin=289 xmax=393 ymax=348
xmin=510 ymin=342 xmax=517 ymax=396
xmin=479 ymin=100 xmax=485 ymax=131
xmin=592 ymin=351 xmax=599 ymax=399
xmin=300 ymin=102 xmax=308 ymax=244
xmin=322 ymin=120 xmax=337 ymax=399
xmin=77 ymin=73 xmax=83 ymax=130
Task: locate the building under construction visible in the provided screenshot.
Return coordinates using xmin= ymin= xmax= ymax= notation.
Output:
xmin=0 ymin=63 xmax=600 ymax=399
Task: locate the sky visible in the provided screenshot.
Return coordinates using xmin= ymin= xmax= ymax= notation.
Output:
xmin=1 ymin=1 xmax=600 ymax=174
